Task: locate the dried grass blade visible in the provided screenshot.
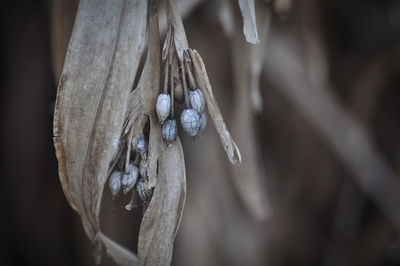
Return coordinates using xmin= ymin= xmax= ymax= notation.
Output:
xmin=138 ymin=139 xmax=186 ymax=265
xmin=165 ymin=0 xmax=189 ymax=60
xmin=53 ymin=0 xmax=147 ymax=244
xmin=189 ymin=49 xmax=242 ymax=165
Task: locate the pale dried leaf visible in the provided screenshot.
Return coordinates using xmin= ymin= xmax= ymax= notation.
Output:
xmin=189 ymin=49 xmax=242 ymax=165
xmin=162 ymin=23 xmax=172 ymax=61
xmin=147 ymin=116 xmax=162 ymax=188
xmin=138 ymin=139 xmax=186 ymax=265
xmin=238 ymin=0 xmax=259 ymax=44
xmin=97 ymin=232 xmax=139 ymax=266
xmin=54 ymin=0 xmax=147 ymax=241
xmin=165 ymin=0 xmax=189 ymax=60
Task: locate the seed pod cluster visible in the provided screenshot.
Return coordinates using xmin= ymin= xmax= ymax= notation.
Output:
xmin=180 ymin=87 xmax=207 ymax=137
xmin=108 ymin=132 xmax=153 ymax=207
xmin=156 ymin=56 xmax=207 ymax=142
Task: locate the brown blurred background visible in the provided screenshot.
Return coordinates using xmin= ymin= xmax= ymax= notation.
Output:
xmin=1 ymin=0 xmax=400 ymax=265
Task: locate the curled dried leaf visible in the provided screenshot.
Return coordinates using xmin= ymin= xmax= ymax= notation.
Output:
xmin=138 ymin=139 xmax=186 ymax=266
xmin=53 ymin=0 xmax=147 ymax=246
xmin=189 ymin=49 xmax=242 ymax=165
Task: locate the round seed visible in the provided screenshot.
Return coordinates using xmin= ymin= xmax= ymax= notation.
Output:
xmin=122 ymin=164 xmax=139 ymax=194
xmin=136 ymin=133 xmax=147 ymax=154
xmin=180 ymin=108 xmax=200 ymax=137
xmin=109 ymin=171 xmax=122 ymax=197
xmin=162 ymin=119 xmax=178 ymax=143
xmin=156 ymin=93 xmax=171 ymax=123
xmin=189 ymin=89 xmax=205 ymax=113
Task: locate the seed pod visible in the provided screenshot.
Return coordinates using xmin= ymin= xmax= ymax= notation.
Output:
xmin=136 ymin=133 xmax=147 ymax=154
xmin=198 ymin=112 xmax=207 ymax=133
xmin=162 ymin=119 xmax=178 ymax=143
xmin=189 ymin=88 xmax=205 ymax=113
xmin=122 ymin=164 xmax=139 ymax=194
xmin=109 ymin=171 xmax=122 ymax=197
xmin=137 ymin=179 xmax=150 ymax=202
xmin=174 ymin=83 xmax=184 ymax=103
xmin=156 ymin=93 xmax=171 ymax=123
xmin=181 ymin=108 xmax=200 ymax=137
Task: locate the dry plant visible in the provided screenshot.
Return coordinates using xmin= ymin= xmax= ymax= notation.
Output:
xmin=53 ymin=0 xmax=270 ymax=265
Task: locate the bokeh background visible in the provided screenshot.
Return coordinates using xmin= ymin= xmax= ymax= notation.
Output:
xmin=2 ymin=0 xmax=400 ymax=265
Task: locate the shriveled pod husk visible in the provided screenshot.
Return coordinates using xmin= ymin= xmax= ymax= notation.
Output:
xmin=136 ymin=133 xmax=148 ymax=154
xmin=198 ymin=112 xmax=207 ymax=133
xmin=162 ymin=119 xmax=178 ymax=143
xmin=137 ymin=179 xmax=151 ymax=202
xmin=108 ymin=171 xmax=122 ymax=197
xmin=122 ymin=164 xmax=139 ymax=194
xmin=180 ymin=108 xmax=200 ymax=137
xmin=189 ymin=88 xmax=205 ymax=114
xmin=139 ymin=158 xmax=148 ymax=178
xmin=156 ymin=93 xmax=171 ymax=123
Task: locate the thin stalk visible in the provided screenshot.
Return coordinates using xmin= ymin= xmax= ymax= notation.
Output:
xmin=125 ymin=126 xmax=135 ymax=174
xmin=184 ymin=52 xmax=196 ymax=89
xmin=163 ymin=62 xmax=169 ymax=94
xmin=170 ymin=60 xmax=175 ymax=117
xmin=180 ymin=58 xmax=190 ymax=108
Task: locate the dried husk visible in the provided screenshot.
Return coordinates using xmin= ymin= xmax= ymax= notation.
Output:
xmin=163 ymin=0 xmax=189 ymax=61
xmin=138 ymin=139 xmax=186 ymax=265
xmin=54 ymin=0 xmax=147 ymax=249
xmin=189 ymin=49 xmax=242 ymax=165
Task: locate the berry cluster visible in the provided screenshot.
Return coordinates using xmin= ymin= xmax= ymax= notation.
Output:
xmin=156 ymin=53 xmax=207 ymax=143
xmin=108 ymin=133 xmax=152 ymax=205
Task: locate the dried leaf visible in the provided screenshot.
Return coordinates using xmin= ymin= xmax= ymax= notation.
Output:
xmin=238 ymin=0 xmax=259 ymax=44
xmin=165 ymin=0 xmax=189 ymax=60
xmin=189 ymin=49 xmax=242 ymax=165
xmin=147 ymin=116 xmax=162 ymax=188
xmin=138 ymin=138 xmax=186 ymax=265
xmin=53 ymin=0 xmax=147 ymax=263
xmin=125 ymin=0 xmax=162 ymax=189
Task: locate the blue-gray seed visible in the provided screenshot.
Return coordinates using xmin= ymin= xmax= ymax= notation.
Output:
xmin=109 ymin=171 xmax=122 ymax=197
xmin=136 ymin=134 xmax=147 ymax=154
xmin=139 ymin=159 xmax=148 ymax=178
xmin=181 ymin=108 xmax=200 ymax=137
xmin=137 ymin=179 xmax=150 ymax=202
xmin=122 ymin=164 xmax=139 ymax=194
xmin=156 ymin=93 xmax=171 ymax=123
xmin=189 ymin=89 xmax=205 ymax=113
xmin=162 ymin=119 xmax=178 ymax=143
